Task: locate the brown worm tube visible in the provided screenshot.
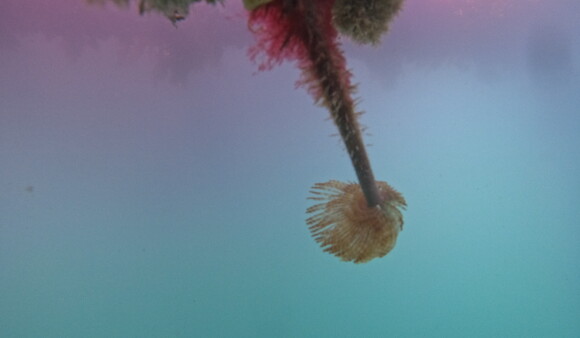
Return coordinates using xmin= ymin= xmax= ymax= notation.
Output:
xmin=301 ymin=0 xmax=382 ymax=207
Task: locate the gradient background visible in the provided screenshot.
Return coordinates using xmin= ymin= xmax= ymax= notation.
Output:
xmin=1 ymin=0 xmax=579 ymax=337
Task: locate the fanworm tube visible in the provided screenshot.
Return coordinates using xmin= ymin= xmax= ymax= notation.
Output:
xmin=248 ymin=0 xmax=406 ymax=263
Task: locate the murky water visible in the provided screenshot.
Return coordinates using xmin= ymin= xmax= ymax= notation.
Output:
xmin=1 ymin=1 xmax=579 ymax=336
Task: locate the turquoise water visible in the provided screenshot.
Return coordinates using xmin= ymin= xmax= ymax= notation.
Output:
xmin=1 ymin=1 xmax=579 ymax=337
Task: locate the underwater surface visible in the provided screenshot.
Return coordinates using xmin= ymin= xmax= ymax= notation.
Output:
xmin=1 ymin=0 xmax=579 ymax=337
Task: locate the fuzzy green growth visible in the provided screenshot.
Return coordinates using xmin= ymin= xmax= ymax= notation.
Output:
xmin=243 ymin=0 xmax=274 ymax=11
xmin=332 ymin=0 xmax=404 ymax=45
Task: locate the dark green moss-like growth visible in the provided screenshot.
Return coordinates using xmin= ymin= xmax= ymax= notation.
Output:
xmin=332 ymin=0 xmax=404 ymax=45
xmin=138 ymin=0 xmax=221 ymax=23
xmin=87 ymin=0 xmax=221 ymax=24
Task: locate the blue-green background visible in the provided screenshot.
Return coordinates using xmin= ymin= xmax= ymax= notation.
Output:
xmin=1 ymin=0 xmax=579 ymax=336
